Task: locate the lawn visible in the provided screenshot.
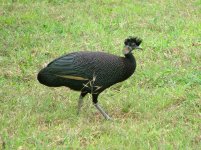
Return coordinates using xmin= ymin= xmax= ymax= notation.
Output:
xmin=0 ymin=0 xmax=200 ymax=149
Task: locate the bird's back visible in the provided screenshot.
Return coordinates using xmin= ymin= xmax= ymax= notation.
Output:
xmin=73 ymin=52 xmax=136 ymax=86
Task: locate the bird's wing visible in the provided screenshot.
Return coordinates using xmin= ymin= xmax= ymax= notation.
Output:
xmin=43 ymin=53 xmax=90 ymax=80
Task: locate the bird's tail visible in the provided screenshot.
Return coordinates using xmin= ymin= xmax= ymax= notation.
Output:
xmin=37 ymin=68 xmax=62 ymax=87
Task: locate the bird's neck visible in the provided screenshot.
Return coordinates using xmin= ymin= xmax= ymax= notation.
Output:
xmin=123 ymin=52 xmax=136 ymax=74
xmin=124 ymin=52 xmax=135 ymax=62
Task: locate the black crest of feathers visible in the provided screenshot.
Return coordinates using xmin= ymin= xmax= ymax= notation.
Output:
xmin=124 ymin=36 xmax=142 ymax=47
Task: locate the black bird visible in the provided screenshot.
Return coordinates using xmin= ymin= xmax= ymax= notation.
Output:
xmin=37 ymin=36 xmax=142 ymax=120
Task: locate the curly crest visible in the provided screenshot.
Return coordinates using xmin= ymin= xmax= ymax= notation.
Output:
xmin=124 ymin=36 xmax=142 ymax=46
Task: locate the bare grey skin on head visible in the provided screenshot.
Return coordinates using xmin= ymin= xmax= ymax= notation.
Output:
xmin=37 ymin=37 xmax=142 ymax=120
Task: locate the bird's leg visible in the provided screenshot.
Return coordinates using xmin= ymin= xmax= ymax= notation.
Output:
xmin=92 ymin=94 xmax=111 ymax=120
xmin=77 ymin=92 xmax=87 ymax=115
xmin=77 ymin=95 xmax=83 ymax=115
xmin=94 ymin=103 xmax=111 ymax=120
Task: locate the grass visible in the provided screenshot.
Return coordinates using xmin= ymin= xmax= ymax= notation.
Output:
xmin=0 ymin=0 xmax=200 ymax=149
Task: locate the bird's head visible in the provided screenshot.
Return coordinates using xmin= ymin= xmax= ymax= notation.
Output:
xmin=123 ymin=36 xmax=142 ymax=55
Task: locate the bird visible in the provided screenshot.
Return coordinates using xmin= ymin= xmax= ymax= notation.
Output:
xmin=37 ymin=36 xmax=142 ymax=120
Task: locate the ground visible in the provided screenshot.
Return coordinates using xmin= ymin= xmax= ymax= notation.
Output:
xmin=0 ymin=0 xmax=201 ymax=149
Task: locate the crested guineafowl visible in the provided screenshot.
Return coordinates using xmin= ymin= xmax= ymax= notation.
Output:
xmin=37 ymin=36 xmax=142 ymax=120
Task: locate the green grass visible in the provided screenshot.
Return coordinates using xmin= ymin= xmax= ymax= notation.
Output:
xmin=0 ymin=0 xmax=201 ymax=149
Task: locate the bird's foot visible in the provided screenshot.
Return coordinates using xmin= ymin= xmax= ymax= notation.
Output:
xmin=94 ymin=103 xmax=112 ymax=120
xmin=105 ymin=115 xmax=112 ymax=121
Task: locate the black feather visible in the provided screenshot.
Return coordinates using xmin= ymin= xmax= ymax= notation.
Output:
xmin=124 ymin=36 xmax=142 ymax=46
xmin=37 ymin=36 xmax=143 ymax=119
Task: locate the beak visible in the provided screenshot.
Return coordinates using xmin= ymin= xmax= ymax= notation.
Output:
xmin=135 ymin=46 xmax=143 ymax=50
